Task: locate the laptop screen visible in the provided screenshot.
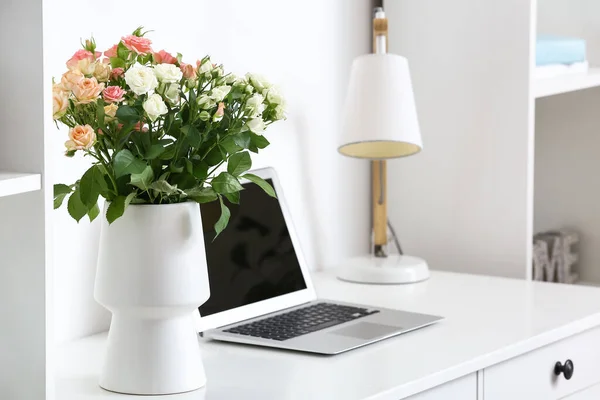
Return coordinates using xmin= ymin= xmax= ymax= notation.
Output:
xmin=198 ymin=178 xmax=308 ymax=317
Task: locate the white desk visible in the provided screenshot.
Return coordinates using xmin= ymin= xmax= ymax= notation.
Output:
xmin=56 ymin=271 xmax=600 ymax=399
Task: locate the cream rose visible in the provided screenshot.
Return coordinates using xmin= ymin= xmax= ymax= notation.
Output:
xmin=65 ymin=124 xmax=96 ymax=150
xmin=153 ymin=63 xmax=183 ymax=83
xmin=93 ymin=62 xmax=111 ymax=82
xmin=210 ymin=86 xmax=231 ymax=102
xmin=274 ymin=104 xmax=285 ymax=120
xmin=245 ymin=93 xmax=265 ymax=117
xmin=61 ymin=70 xmax=84 ymax=90
xmin=196 ymin=94 xmax=216 ymax=110
xmin=246 ymin=117 xmax=266 ymax=134
xmin=143 ymin=93 xmax=168 ymax=121
xmin=124 ymin=65 xmax=158 ymax=95
xmin=265 ymin=87 xmax=284 ymax=105
xmin=104 ymin=103 xmax=119 ymax=119
xmin=72 ymin=77 xmax=104 ymax=104
xmin=52 ymin=85 xmax=69 ymax=120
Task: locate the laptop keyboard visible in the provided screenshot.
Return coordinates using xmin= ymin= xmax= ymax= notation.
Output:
xmin=223 ymin=302 xmax=380 ymax=341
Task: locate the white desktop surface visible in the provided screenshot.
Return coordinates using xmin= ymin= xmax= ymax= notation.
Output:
xmin=56 ymin=270 xmax=600 ymax=400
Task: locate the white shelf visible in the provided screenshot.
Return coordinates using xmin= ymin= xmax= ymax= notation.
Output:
xmin=0 ymin=172 xmax=41 ymax=198
xmin=534 ymin=68 xmax=600 ymax=98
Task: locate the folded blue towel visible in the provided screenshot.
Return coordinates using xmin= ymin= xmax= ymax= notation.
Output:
xmin=536 ymin=35 xmax=586 ymax=66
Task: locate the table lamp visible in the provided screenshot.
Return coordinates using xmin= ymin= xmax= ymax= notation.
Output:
xmin=337 ymin=7 xmax=429 ymax=284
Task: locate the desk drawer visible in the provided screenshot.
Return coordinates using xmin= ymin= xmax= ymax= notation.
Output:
xmin=406 ymin=373 xmax=476 ymax=400
xmin=484 ymin=326 xmax=600 ymax=400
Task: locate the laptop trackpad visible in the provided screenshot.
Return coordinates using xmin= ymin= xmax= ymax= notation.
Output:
xmin=330 ymin=322 xmax=400 ymax=340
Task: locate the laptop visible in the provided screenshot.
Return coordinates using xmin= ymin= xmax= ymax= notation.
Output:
xmin=197 ymin=167 xmax=442 ymax=355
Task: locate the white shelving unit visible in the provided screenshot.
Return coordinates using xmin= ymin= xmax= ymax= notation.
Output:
xmin=534 ymin=68 xmax=600 ymax=98
xmin=0 ymin=172 xmax=42 ymax=198
xmin=385 ymin=0 xmax=600 ymax=283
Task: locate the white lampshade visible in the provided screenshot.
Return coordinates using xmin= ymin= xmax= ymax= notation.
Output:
xmin=339 ymin=54 xmax=422 ymax=159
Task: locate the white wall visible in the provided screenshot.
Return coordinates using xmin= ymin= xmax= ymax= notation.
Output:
xmin=47 ymin=0 xmax=373 ymax=344
xmin=384 ymin=0 xmax=535 ymax=279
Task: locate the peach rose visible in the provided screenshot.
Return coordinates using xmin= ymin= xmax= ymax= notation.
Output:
xmin=93 ymin=62 xmax=111 ymax=82
xmin=65 ymin=124 xmax=96 ymax=150
xmin=104 ymin=44 xmax=118 ymax=59
xmin=154 ymin=50 xmax=177 ymax=64
xmin=66 ymin=49 xmax=96 ymax=70
xmin=103 ymin=86 xmax=126 ymax=103
xmin=52 ymin=84 xmax=69 ymax=120
xmin=104 ymin=103 xmax=119 ymax=119
xmin=111 ymin=67 xmax=124 ymax=80
xmin=121 ymin=35 xmax=152 ymax=55
xmin=180 ymin=62 xmax=196 ymax=80
xmin=61 ymin=70 xmax=84 ymax=90
xmin=72 ymin=77 xmax=104 ymax=104
xmin=214 ymin=102 xmax=225 ymax=120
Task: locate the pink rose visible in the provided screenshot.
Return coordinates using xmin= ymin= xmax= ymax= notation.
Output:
xmin=117 ymin=122 xmax=149 ymax=132
xmin=180 ymin=62 xmax=196 ymax=79
xmin=66 ymin=49 xmax=96 ymax=70
xmin=103 ymin=86 xmax=126 ymax=103
xmin=72 ymin=77 xmax=104 ymax=104
xmin=104 ymin=45 xmax=118 ymax=58
xmin=154 ymin=50 xmax=177 ymax=64
xmin=65 ymin=124 xmax=96 ymax=150
xmin=121 ymin=35 xmax=152 ymax=55
xmin=215 ymin=102 xmax=225 ymax=118
xmin=111 ymin=67 xmax=124 ymax=79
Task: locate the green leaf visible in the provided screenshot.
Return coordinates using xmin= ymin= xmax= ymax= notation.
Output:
xmin=192 ymin=160 xmax=209 ymax=180
xmin=145 ymin=144 xmax=166 ymax=160
xmin=170 ymin=172 xmax=196 ymax=190
xmin=204 ymin=146 xmax=224 ymax=166
xmin=250 ymin=132 xmax=270 ymax=149
xmin=110 ymin=57 xmax=125 ymax=69
xmin=150 ymin=180 xmax=179 ymax=195
xmin=54 ymin=184 xmax=72 ymax=209
xmin=243 ymin=173 xmax=277 ymax=198
xmin=113 ymin=149 xmax=147 ymax=178
xmin=117 ymin=41 xmax=130 ymax=59
xmin=214 ymin=196 xmax=231 ymax=240
xmin=232 ymin=132 xmax=252 ymax=149
xmin=211 ymin=172 xmax=243 ymax=194
xmin=223 ymin=191 xmax=240 ymax=204
xmin=115 ymin=105 xmax=141 ymax=124
xmin=129 ymin=165 xmax=154 ymax=191
xmin=185 ymin=159 xmax=194 ymax=175
xmin=185 ymin=186 xmax=218 ymax=203
xmin=106 ymin=193 xmax=136 ymax=224
xmin=67 ymin=190 xmax=88 ymax=223
xmin=87 ymin=203 xmax=100 ymax=222
xmin=54 ymin=193 xmax=68 ymax=209
xmin=159 ymin=145 xmax=177 ymax=160
xmin=79 ymin=165 xmax=106 ymax=208
xmin=227 ymin=152 xmax=252 ymax=176
xmin=181 ymin=125 xmax=202 ymax=148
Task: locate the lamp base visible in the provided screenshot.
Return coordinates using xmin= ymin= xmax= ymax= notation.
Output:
xmin=337 ymin=255 xmax=430 ymax=284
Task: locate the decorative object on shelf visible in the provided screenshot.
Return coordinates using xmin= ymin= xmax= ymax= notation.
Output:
xmin=533 ymin=230 xmax=579 ymax=283
xmin=337 ymin=7 xmax=428 ymax=284
xmin=51 ymin=27 xmax=285 ymax=395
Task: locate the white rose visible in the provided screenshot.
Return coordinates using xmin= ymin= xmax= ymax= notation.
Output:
xmin=210 ymin=86 xmax=231 ymax=102
xmin=197 ymin=94 xmax=216 ymax=110
xmin=124 ymin=65 xmax=158 ymax=95
xmin=274 ymin=104 xmax=286 ymax=120
xmin=143 ymin=93 xmax=168 ymax=121
xmin=265 ymin=87 xmax=284 ymax=105
xmin=164 ymin=84 xmax=181 ymax=105
xmin=198 ymin=59 xmax=213 ymax=74
xmin=246 ymin=73 xmax=271 ymax=92
xmin=246 ymin=118 xmax=266 ymax=134
xmin=153 ymin=63 xmax=183 ymax=83
xmin=223 ymin=74 xmax=237 ymax=85
xmin=245 ymin=93 xmax=265 ymax=117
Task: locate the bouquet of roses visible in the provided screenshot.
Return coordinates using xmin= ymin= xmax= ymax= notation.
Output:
xmin=52 ymin=27 xmax=285 ymax=237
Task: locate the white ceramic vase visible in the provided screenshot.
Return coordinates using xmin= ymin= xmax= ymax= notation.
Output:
xmin=94 ymin=202 xmax=210 ymax=395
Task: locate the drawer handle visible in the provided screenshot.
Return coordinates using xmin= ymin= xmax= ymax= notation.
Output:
xmin=554 ymin=359 xmax=574 ymax=380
